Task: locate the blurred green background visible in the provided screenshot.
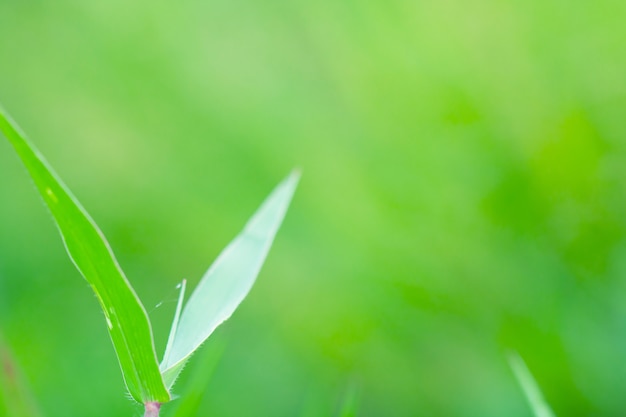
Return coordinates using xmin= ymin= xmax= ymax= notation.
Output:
xmin=1 ymin=0 xmax=626 ymax=416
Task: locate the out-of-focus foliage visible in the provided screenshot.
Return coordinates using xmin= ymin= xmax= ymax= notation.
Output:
xmin=0 ymin=1 xmax=625 ymax=416
xmin=0 ymin=334 xmax=42 ymax=417
xmin=509 ymin=352 xmax=556 ymax=417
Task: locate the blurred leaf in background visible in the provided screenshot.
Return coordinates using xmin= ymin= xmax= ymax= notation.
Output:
xmin=508 ymin=352 xmax=556 ymax=417
xmin=1 ymin=0 xmax=626 ymax=416
xmin=167 ymin=340 xmax=225 ymax=417
xmin=336 ymin=384 xmax=359 ymax=417
xmin=0 ymin=334 xmax=42 ymax=417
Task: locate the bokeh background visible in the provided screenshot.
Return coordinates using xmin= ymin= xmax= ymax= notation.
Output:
xmin=1 ymin=1 xmax=626 ymax=416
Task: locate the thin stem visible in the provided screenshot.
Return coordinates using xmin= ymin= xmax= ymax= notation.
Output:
xmin=144 ymin=402 xmax=161 ymax=417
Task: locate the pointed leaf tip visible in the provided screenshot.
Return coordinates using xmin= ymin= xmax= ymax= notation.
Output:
xmin=160 ymin=171 xmax=299 ymax=386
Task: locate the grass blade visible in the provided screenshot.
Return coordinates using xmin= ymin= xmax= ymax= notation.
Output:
xmin=508 ymin=352 xmax=556 ymax=417
xmin=0 ymin=108 xmax=169 ymax=404
xmin=160 ymin=171 xmax=299 ymax=385
xmin=162 ymin=280 xmax=187 ymax=369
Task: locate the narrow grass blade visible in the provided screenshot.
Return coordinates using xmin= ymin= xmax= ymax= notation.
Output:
xmin=160 ymin=171 xmax=299 ymax=385
xmin=0 ymin=108 xmax=169 ymax=404
xmin=508 ymin=352 xmax=556 ymax=417
xmin=162 ymin=280 xmax=187 ymax=368
xmin=0 ymin=335 xmax=42 ymax=417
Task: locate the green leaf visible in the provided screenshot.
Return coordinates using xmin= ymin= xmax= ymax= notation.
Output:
xmin=162 ymin=280 xmax=187 ymax=373
xmin=508 ymin=352 xmax=556 ymax=417
xmin=160 ymin=171 xmax=299 ymax=386
xmin=0 ymin=108 xmax=169 ymax=404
